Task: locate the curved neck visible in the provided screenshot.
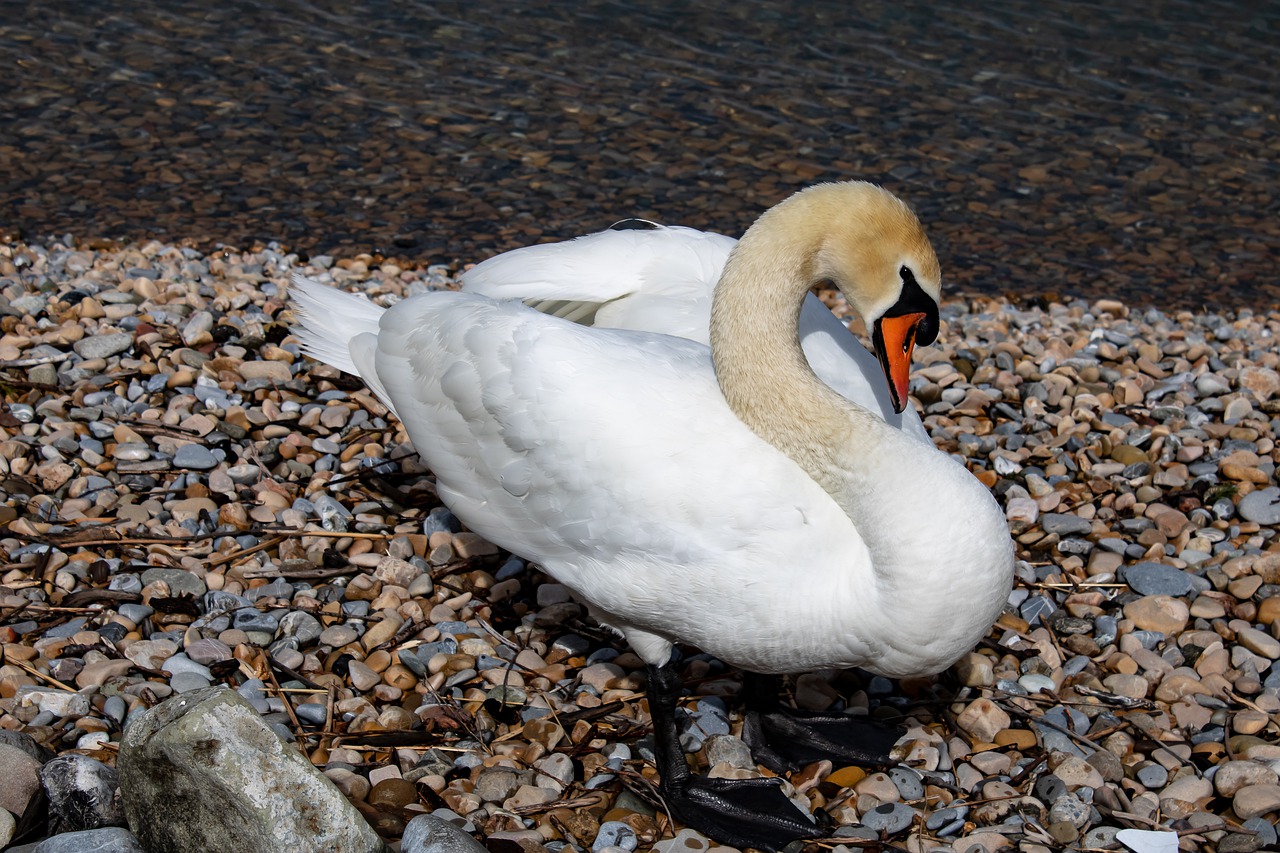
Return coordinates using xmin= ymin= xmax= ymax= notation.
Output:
xmin=710 ymin=219 xmax=876 ymax=499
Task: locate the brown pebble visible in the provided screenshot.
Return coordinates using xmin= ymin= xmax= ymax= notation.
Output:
xmin=368 ymin=778 xmax=419 ymax=808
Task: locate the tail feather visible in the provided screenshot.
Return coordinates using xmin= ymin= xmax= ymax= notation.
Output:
xmin=289 ymin=274 xmax=385 ymax=377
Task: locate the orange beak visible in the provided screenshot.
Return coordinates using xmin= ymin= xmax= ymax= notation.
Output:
xmin=872 ymin=312 xmax=926 ymax=414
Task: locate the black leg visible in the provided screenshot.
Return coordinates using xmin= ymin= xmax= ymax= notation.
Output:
xmin=646 ymin=659 xmax=823 ymax=852
xmin=740 ymin=672 xmax=899 ymax=774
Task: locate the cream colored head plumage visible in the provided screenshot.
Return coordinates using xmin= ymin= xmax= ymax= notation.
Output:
xmin=713 ymin=181 xmax=943 ymax=415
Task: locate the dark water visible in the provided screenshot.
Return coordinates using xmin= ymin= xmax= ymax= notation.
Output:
xmin=2 ymin=0 xmax=1278 ymax=308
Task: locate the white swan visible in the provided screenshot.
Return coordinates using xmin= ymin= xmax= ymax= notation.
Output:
xmin=290 ymin=182 xmax=1013 ymax=850
xmin=458 ymin=217 xmax=931 ymax=442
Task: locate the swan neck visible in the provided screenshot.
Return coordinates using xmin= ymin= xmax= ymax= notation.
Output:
xmin=710 ymin=223 xmax=869 ymax=496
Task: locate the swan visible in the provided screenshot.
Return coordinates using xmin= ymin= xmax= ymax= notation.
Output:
xmin=458 ymin=216 xmax=931 ymax=441
xmin=290 ymin=182 xmax=1014 ymax=850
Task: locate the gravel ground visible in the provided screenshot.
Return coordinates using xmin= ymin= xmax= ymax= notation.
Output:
xmin=1 ymin=238 xmax=1279 ymax=852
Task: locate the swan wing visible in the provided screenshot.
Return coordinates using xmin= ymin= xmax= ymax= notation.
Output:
xmin=461 ymin=225 xmax=734 ymax=342
xmin=465 ymin=227 xmax=929 ymax=441
xmin=353 ymin=291 xmax=870 ymax=669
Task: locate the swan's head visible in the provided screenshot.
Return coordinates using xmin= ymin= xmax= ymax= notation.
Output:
xmin=790 ymin=182 xmax=942 ymax=414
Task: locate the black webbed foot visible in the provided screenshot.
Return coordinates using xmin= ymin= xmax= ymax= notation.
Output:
xmin=741 ymin=673 xmax=900 ymax=774
xmin=661 ymin=773 xmax=825 ymax=852
xmin=646 ymin=659 xmax=824 ymax=852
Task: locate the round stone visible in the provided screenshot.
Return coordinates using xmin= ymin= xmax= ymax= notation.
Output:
xmin=860 ymin=801 xmax=914 ymax=835
xmin=1239 ymin=488 xmax=1280 ymax=525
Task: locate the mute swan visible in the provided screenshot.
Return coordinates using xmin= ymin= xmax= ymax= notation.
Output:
xmin=290 ymin=182 xmax=1014 ymax=850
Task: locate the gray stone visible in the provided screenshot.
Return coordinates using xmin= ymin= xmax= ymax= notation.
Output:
xmin=0 ymin=809 xmax=12 ymax=849
xmin=1041 ymin=513 xmax=1093 ymax=536
xmin=73 ymin=332 xmax=134 ymax=360
xmin=1123 ymin=562 xmax=1205 ymax=597
xmin=859 ymin=801 xmax=914 ymax=834
xmin=32 ymin=827 xmax=147 ymax=853
xmin=399 ymin=814 xmax=487 ymax=853
xmin=0 ymin=742 xmax=44 ymax=816
xmin=703 ymin=734 xmax=755 ymax=770
xmin=277 ymin=611 xmax=323 ymax=644
xmin=0 ymin=730 xmax=54 ymax=763
xmin=1239 ymin=487 xmax=1280 ymax=525
xmin=593 ymin=820 xmax=638 ymax=851
xmin=1049 ymin=792 xmax=1091 ymax=828
xmin=170 ymin=672 xmax=212 ymax=692
xmin=118 ymin=686 xmax=388 ymax=853
xmin=472 ymin=767 xmax=527 ymax=803
xmin=139 ymin=567 xmax=206 ymax=597
xmin=40 ymin=754 xmax=125 ymax=832
xmin=172 ymin=444 xmax=217 ymax=470
xmin=1242 ymin=817 xmax=1277 ymax=847
xmin=890 ymin=767 xmax=925 ymax=800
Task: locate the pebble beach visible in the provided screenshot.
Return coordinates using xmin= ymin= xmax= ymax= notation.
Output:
xmin=1 ymin=239 xmax=1279 ymax=852
xmin=3 ymin=0 xmax=1280 ymax=850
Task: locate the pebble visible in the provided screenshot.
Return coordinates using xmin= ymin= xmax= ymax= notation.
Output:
xmin=1122 ymin=562 xmax=1204 ymax=597
xmin=1239 ymin=488 xmax=1280 ymax=525
xmin=400 ymin=814 xmax=488 ymax=853
xmin=860 ymin=801 xmax=915 ymax=834
xmin=1232 ymin=784 xmax=1280 ymax=820
xmin=172 ymin=444 xmax=218 ymax=470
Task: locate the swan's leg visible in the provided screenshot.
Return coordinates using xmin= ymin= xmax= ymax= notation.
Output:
xmin=646 ymin=659 xmax=825 ymax=852
xmin=740 ymin=672 xmax=899 ymax=774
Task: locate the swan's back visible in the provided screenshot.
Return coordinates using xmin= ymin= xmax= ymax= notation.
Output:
xmin=463 ymin=225 xmax=930 ymax=442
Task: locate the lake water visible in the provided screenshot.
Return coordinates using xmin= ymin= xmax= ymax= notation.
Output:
xmin=2 ymin=0 xmax=1277 ymax=308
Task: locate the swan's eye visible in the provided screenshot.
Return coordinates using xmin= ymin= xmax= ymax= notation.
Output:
xmin=899 ymin=265 xmax=910 ymax=280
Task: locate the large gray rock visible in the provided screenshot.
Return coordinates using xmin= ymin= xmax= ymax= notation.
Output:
xmin=118 ymin=686 xmax=388 ymax=853
xmin=40 ymin=754 xmax=125 ymax=832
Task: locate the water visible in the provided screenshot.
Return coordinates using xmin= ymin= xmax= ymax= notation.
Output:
xmin=2 ymin=0 xmax=1277 ymax=308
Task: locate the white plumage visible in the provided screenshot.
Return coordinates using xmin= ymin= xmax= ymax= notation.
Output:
xmin=289 ymin=182 xmax=1012 ymax=679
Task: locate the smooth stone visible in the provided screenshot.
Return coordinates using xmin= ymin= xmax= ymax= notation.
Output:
xmin=1123 ymin=562 xmax=1204 ymax=597
xmin=40 ymin=754 xmax=125 ymax=832
xmin=1236 ymin=626 xmax=1280 ymax=659
xmin=593 ymin=821 xmax=638 ymax=852
xmin=184 ymin=638 xmax=233 ymax=665
xmin=172 ymin=444 xmax=218 ymax=469
xmin=1123 ymin=596 xmax=1189 ymax=635
xmin=170 ymin=672 xmax=213 ymax=693
xmin=1239 ymin=488 xmax=1280 ymax=525
xmin=1160 ymin=775 xmax=1212 ymax=804
xmin=1048 ymin=792 xmax=1090 ymax=828
xmin=1041 ymin=513 xmax=1093 ymax=536
xmin=139 ymin=568 xmax=206 ymax=597
xmin=73 ymin=332 xmax=134 ymax=360
xmin=400 ymin=814 xmax=488 ymax=853
xmin=889 ymin=767 xmax=925 ymax=801
xmin=860 ymin=801 xmax=914 ymax=834
xmin=31 ymin=827 xmax=147 ymax=853
xmin=0 ymin=743 xmax=43 ymax=816
xmin=1233 ymin=784 xmax=1280 ymax=820
xmin=956 ymin=698 xmax=1010 ymax=742
xmin=117 ymin=686 xmax=386 ymax=853
xmin=1215 ymin=761 xmax=1279 ymax=797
